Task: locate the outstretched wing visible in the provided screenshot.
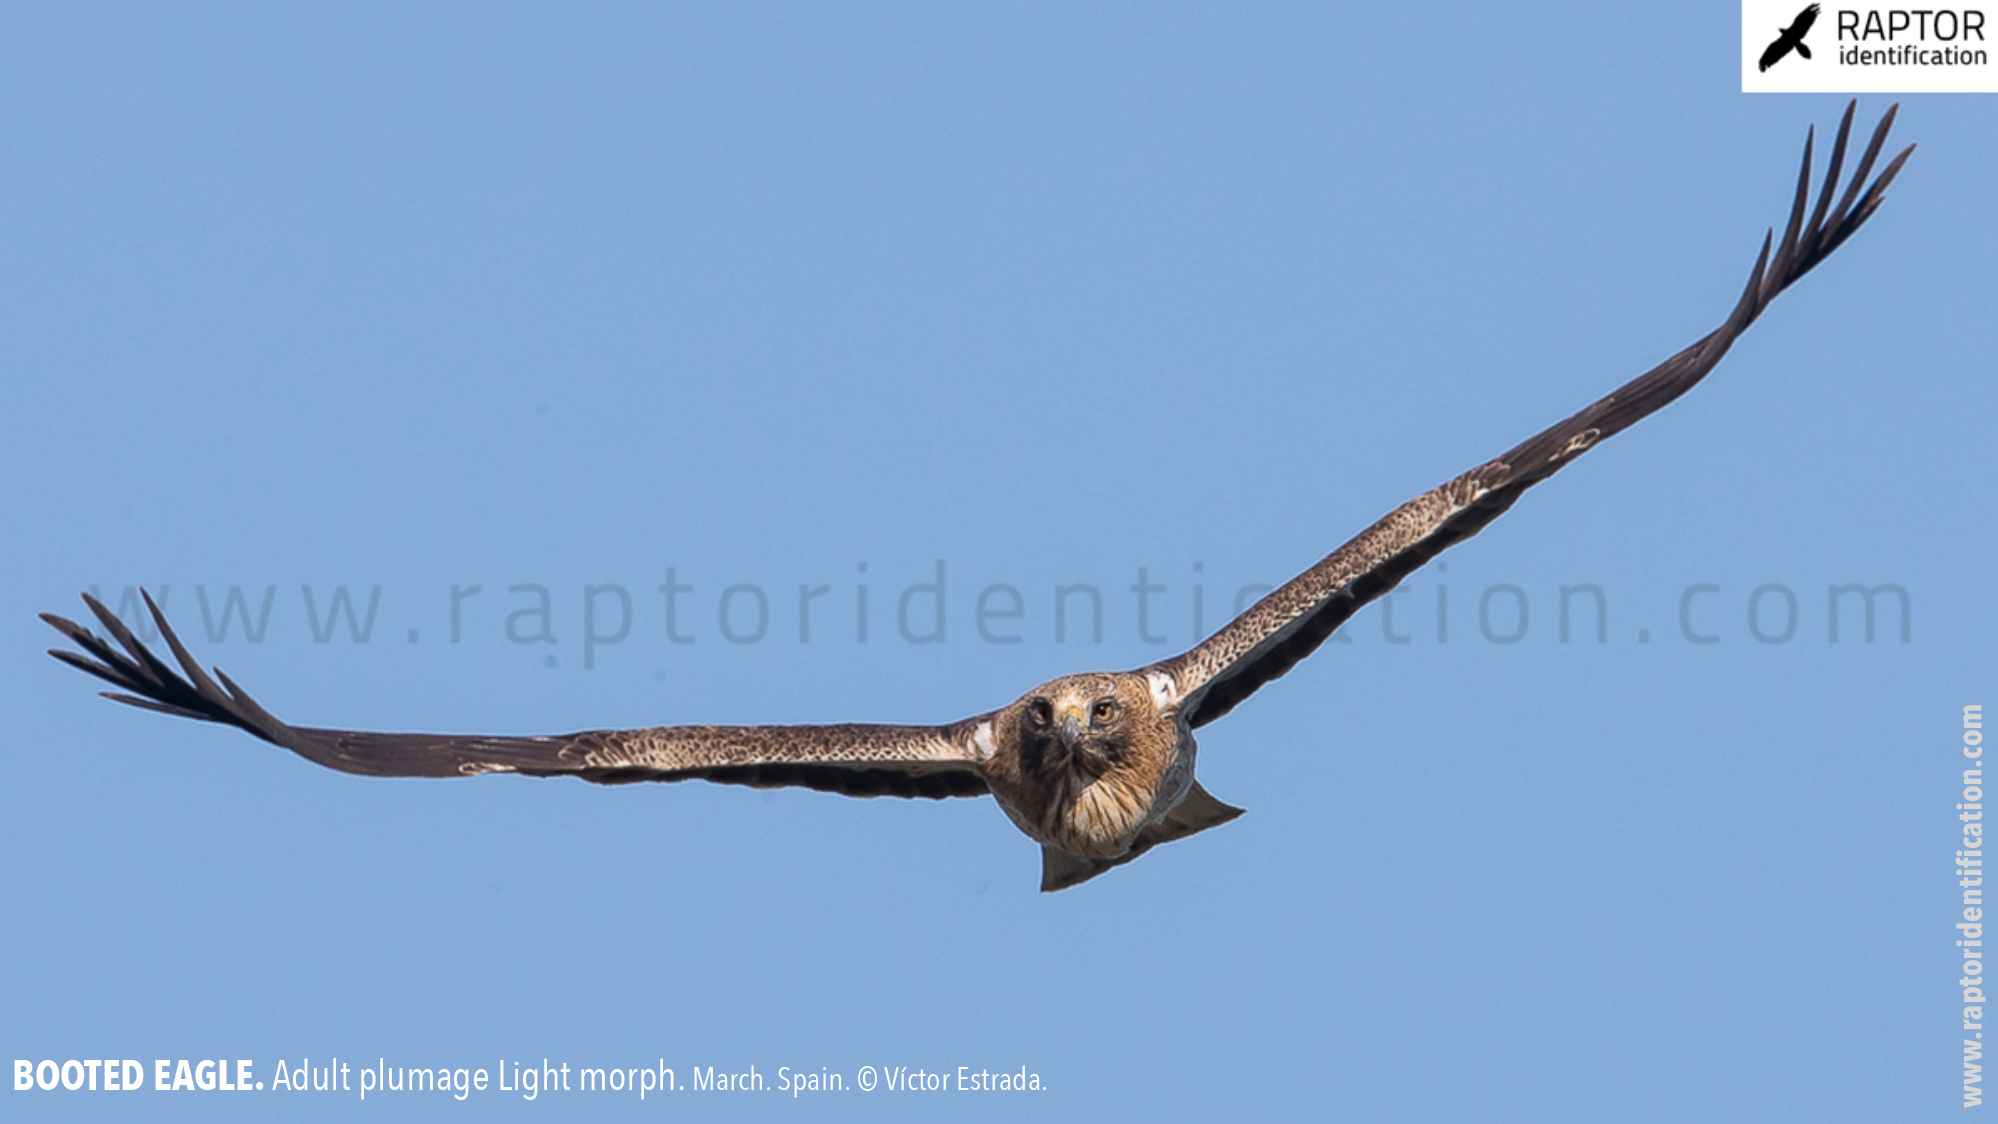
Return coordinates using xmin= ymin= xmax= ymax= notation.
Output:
xmin=45 ymin=591 xmax=991 ymax=799
xmin=1147 ymin=101 xmax=1913 ymax=730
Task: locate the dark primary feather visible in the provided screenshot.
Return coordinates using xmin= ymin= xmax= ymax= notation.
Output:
xmin=44 ymin=590 xmax=989 ymax=799
xmin=1152 ymin=101 xmax=1912 ymax=729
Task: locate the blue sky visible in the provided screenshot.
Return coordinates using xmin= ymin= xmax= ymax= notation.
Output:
xmin=4 ymin=4 xmax=1993 ymax=1121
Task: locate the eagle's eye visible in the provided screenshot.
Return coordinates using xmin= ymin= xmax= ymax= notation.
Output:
xmin=1028 ymin=699 xmax=1053 ymax=727
xmin=1091 ymin=699 xmax=1117 ymax=725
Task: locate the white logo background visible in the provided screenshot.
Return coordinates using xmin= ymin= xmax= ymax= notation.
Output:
xmin=1743 ymin=0 xmax=1998 ymax=91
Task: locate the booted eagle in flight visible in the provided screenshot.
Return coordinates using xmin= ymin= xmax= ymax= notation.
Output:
xmin=46 ymin=104 xmax=1912 ymax=892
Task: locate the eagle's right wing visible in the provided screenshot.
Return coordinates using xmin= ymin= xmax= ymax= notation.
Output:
xmin=46 ymin=590 xmax=992 ymax=799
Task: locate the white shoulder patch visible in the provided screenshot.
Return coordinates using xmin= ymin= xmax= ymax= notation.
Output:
xmin=970 ymin=721 xmax=997 ymax=762
xmin=1560 ymin=428 xmax=1601 ymax=458
xmin=1146 ymin=670 xmax=1178 ymax=712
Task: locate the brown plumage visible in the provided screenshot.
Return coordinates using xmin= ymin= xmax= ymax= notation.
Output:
xmin=44 ymin=104 xmax=1912 ymax=891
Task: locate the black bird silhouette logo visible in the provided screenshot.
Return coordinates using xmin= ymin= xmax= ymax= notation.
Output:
xmin=1761 ymin=3 xmax=1820 ymax=70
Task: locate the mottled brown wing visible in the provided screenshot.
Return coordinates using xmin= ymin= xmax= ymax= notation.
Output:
xmin=1149 ymin=101 xmax=1913 ymax=730
xmin=44 ymin=591 xmax=991 ymax=799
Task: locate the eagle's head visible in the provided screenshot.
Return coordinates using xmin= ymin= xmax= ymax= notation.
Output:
xmin=1012 ymin=671 xmax=1163 ymax=780
xmin=994 ymin=670 xmax=1192 ymax=859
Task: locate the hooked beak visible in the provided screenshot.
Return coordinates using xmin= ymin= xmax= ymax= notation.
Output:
xmin=1056 ymin=706 xmax=1084 ymax=750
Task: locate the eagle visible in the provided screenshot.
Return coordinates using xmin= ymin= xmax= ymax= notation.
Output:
xmin=45 ymin=104 xmax=1912 ymax=892
xmin=1760 ymin=4 xmax=1821 ymax=71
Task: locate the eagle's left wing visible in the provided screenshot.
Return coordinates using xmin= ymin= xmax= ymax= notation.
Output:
xmin=45 ymin=590 xmax=991 ymax=799
xmin=1792 ymin=4 xmax=1821 ymax=40
xmin=1146 ymin=101 xmax=1911 ymax=730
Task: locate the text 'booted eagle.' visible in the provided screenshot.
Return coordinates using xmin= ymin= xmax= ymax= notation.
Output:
xmin=47 ymin=104 xmax=1912 ymax=892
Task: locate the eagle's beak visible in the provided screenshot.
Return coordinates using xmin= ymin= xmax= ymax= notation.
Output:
xmin=1056 ymin=706 xmax=1084 ymax=750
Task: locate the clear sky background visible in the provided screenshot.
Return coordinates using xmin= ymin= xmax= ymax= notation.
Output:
xmin=4 ymin=4 xmax=1993 ymax=1122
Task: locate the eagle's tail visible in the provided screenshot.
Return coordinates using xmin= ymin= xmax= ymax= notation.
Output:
xmin=1039 ymin=782 xmax=1245 ymax=891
